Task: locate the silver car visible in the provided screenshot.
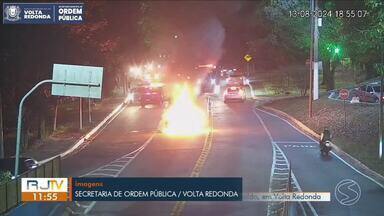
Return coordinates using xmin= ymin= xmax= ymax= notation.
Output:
xmin=223 ymin=86 xmax=246 ymax=103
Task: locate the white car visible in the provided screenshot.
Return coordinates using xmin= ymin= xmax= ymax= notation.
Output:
xmin=224 ymin=86 xmax=245 ymax=103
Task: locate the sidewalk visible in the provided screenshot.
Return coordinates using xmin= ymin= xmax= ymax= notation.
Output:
xmin=22 ymin=97 xmax=124 ymax=161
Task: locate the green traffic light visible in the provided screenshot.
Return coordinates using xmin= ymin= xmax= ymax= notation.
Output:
xmin=334 ymin=47 xmax=340 ymax=54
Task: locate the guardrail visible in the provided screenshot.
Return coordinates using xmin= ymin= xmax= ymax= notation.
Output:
xmin=0 ymin=156 xmax=61 ymax=215
xmin=283 ymin=163 xmax=293 ymax=216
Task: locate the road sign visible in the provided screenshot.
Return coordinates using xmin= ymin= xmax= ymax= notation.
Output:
xmin=244 ymin=54 xmax=252 ymax=62
xmin=52 ymin=64 xmax=103 ymax=99
xmin=339 ymin=89 xmax=349 ymax=100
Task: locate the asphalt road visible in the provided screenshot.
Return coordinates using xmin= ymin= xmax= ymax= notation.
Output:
xmin=10 ymin=96 xmax=384 ymax=216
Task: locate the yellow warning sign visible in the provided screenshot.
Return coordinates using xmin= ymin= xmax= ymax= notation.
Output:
xmin=244 ymin=54 xmax=252 ymax=62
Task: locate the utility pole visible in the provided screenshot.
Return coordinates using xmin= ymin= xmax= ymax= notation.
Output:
xmin=313 ymin=0 xmax=319 ymax=101
xmin=0 ymin=91 xmax=4 ymax=158
xmin=380 ymin=44 xmax=384 ymax=159
xmin=379 ymin=71 xmax=383 ymax=158
xmin=308 ymin=0 xmax=315 ymax=118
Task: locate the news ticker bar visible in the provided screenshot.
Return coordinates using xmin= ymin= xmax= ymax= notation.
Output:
xmin=21 ymin=178 xmax=331 ymax=202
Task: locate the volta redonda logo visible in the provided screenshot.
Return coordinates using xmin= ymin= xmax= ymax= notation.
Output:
xmin=22 ymin=178 xmax=68 ymax=192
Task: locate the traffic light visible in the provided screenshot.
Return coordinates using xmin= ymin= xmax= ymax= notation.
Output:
xmin=334 ymin=47 xmax=340 ymax=54
xmin=326 ymin=44 xmax=341 ymax=55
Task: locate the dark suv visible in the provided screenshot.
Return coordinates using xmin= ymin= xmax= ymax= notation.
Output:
xmin=138 ymin=86 xmax=164 ymax=107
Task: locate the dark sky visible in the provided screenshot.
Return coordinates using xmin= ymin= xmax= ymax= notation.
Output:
xmin=142 ymin=1 xmax=264 ymax=69
xmin=102 ymin=1 xmax=268 ymax=75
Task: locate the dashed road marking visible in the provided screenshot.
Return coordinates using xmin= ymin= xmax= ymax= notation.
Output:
xmin=275 ymin=141 xmax=317 ymax=144
xmin=253 ymin=109 xmax=317 ymax=216
xmin=283 ymin=144 xmax=316 ymax=148
xmin=80 ymin=133 xmax=156 ymax=215
xmin=50 ymin=132 xmax=157 ymax=216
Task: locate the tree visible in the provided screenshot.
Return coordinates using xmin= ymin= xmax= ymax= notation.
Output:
xmin=345 ymin=0 xmax=383 ymax=79
xmin=318 ymin=1 xmax=346 ymax=90
xmin=263 ymin=0 xmax=346 ymax=90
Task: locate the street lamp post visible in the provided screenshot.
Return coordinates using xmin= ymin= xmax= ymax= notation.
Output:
xmin=14 ymin=80 xmax=100 ymax=176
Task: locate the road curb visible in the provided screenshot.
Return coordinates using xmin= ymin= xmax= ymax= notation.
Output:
xmin=261 ymin=105 xmax=384 ymax=188
xmin=38 ymin=99 xmax=128 ymax=164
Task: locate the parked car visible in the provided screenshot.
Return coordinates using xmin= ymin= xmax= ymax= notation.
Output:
xmin=0 ymin=157 xmax=38 ymax=176
xmin=357 ymin=83 xmax=383 ymax=103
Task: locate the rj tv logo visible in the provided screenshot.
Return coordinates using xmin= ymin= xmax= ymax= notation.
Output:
xmin=22 ymin=178 xmax=68 ymax=192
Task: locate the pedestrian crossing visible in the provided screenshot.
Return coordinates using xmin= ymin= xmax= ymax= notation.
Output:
xmin=274 ymin=141 xmax=318 ymax=149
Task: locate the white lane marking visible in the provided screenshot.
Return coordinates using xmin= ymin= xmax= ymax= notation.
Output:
xmin=273 ymin=142 xmax=311 ymax=216
xmin=274 ymin=188 xmax=288 ymax=192
xmin=274 ymin=172 xmax=289 ymax=175
xmin=253 ymin=109 xmax=317 ymax=216
xmin=100 ymin=164 xmax=124 ymax=169
xmin=47 ymin=203 xmax=61 ymax=216
xmin=96 ymin=168 xmax=121 ymax=172
xmin=84 ymin=173 xmax=115 ymax=177
xmin=255 ymin=107 xmax=384 ymax=190
xmin=82 ymin=132 xmax=156 ymax=215
xmin=272 ymin=177 xmax=290 ymax=180
xmin=113 ymin=160 xmax=130 ymax=163
xmin=283 ymin=144 xmax=316 ymax=148
xmin=275 ymin=141 xmax=318 ymax=144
